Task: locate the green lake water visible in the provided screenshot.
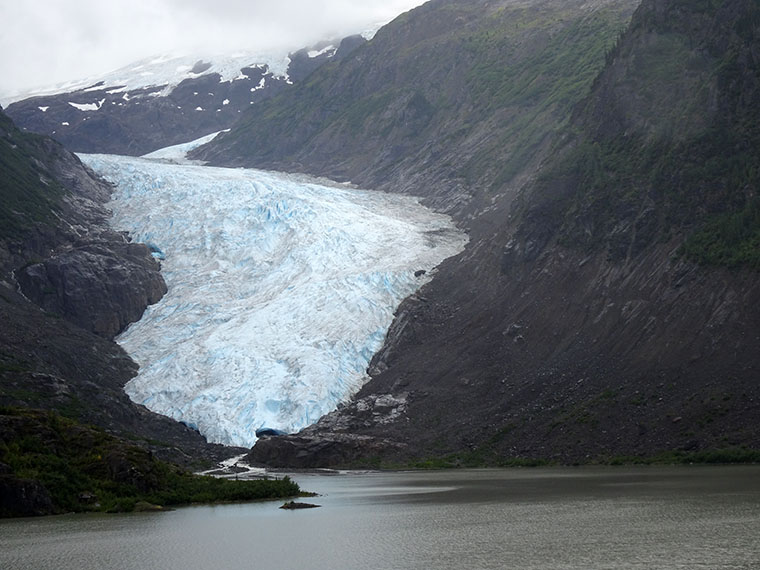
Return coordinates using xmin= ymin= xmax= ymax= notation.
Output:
xmin=1 ymin=466 xmax=759 ymax=569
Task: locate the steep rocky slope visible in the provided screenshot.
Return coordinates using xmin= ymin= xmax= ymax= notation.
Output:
xmin=0 ymin=108 xmax=166 ymax=338
xmin=232 ymin=0 xmax=760 ymax=467
xmin=0 ymin=108 xmax=235 ymax=464
xmin=193 ymin=0 xmax=637 ymax=216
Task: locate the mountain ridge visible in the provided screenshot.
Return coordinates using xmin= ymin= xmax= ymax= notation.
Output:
xmin=3 ymin=36 xmax=367 ymax=157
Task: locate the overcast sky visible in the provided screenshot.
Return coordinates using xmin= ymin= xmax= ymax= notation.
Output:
xmin=0 ymin=0 xmax=426 ymax=97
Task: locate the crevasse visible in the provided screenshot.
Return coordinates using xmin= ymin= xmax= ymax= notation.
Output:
xmin=80 ymin=152 xmax=467 ymax=447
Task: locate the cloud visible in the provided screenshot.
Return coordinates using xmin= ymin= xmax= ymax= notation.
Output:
xmin=0 ymin=0 xmax=426 ymax=97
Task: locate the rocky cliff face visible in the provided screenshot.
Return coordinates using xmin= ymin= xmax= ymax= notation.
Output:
xmin=15 ymin=242 xmax=166 ymax=339
xmin=0 ymin=108 xmax=234 ymax=464
xmin=1 ymin=108 xmax=166 ymax=339
xmin=238 ymin=0 xmax=760 ymax=467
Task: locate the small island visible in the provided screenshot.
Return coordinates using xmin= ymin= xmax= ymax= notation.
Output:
xmin=280 ymin=501 xmax=321 ymax=510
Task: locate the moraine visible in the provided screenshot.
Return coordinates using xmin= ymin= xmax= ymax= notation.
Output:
xmin=79 ymin=144 xmax=466 ymax=447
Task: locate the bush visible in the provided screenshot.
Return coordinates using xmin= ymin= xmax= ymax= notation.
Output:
xmin=0 ymin=408 xmax=301 ymax=516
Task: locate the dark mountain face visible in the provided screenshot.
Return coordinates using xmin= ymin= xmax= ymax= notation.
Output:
xmin=192 ymin=0 xmax=637 ymax=216
xmin=0 ymin=108 xmax=165 ymax=338
xmin=0 ymin=108 xmax=235 ymax=465
xmin=228 ymin=0 xmax=760 ymax=467
xmin=4 ymin=37 xmax=366 ymax=157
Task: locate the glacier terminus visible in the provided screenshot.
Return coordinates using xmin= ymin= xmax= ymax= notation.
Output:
xmin=80 ymin=148 xmax=466 ymax=447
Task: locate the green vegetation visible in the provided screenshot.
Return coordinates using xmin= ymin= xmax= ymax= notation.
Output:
xmin=404 ymin=447 xmax=760 ymax=469
xmin=0 ymin=351 xmax=31 ymax=375
xmin=0 ymin=408 xmax=300 ymax=517
xmin=543 ymin=124 xmax=760 ymax=265
xmin=0 ymin=111 xmax=64 ymax=238
xmin=680 ymin=197 xmax=760 ymax=268
xmin=605 ymin=448 xmax=760 ymax=466
xmin=462 ymin=8 xmax=630 ymax=187
xmin=525 ymin=1 xmax=760 ymax=269
xmin=342 ymin=91 xmax=398 ymax=134
xmin=409 ymin=454 xmax=553 ymax=469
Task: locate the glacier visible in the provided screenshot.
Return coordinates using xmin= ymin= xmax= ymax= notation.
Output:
xmin=79 ymin=152 xmax=466 ymax=447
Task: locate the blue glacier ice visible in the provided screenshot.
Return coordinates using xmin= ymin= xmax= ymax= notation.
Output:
xmin=79 ymin=152 xmax=467 ymax=447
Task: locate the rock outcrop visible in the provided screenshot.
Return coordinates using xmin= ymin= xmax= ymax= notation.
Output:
xmin=250 ymin=432 xmax=406 ymax=469
xmin=16 ymin=242 xmax=166 ymax=338
xmin=1 ymin=106 xmax=166 ymax=339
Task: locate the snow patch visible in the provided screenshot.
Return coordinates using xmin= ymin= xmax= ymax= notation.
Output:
xmin=68 ymin=99 xmax=105 ymax=111
xmin=0 ymin=51 xmax=291 ymax=107
xmin=150 ymin=55 xmax=175 ymax=65
xmin=38 ymin=106 xmax=49 ymax=112
xmin=251 ymin=77 xmax=267 ymax=92
xmin=141 ymin=130 xmax=228 ymax=163
xmin=308 ymin=45 xmax=336 ymax=58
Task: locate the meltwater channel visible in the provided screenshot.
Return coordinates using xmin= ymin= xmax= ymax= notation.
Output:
xmin=79 ymin=148 xmax=466 ymax=447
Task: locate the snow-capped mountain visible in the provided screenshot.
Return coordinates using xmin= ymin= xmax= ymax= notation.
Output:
xmin=78 ymin=137 xmax=466 ymax=447
xmin=0 ymin=51 xmax=291 ymax=109
xmin=3 ymin=34 xmax=367 ymax=156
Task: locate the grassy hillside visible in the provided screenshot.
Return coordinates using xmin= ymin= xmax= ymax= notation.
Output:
xmin=0 ymin=408 xmax=299 ymax=517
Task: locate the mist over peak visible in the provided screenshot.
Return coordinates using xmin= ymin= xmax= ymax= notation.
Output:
xmin=0 ymin=0 xmax=427 ymax=99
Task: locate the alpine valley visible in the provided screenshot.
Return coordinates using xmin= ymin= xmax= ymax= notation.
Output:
xmin=1 ymin=0 xmax=759 ymax=507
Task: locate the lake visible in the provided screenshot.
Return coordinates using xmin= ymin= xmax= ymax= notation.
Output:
xmin=1 ymin=466 xmax=759 ymax=569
